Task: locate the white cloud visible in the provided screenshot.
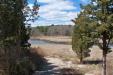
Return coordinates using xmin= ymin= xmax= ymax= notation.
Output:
xmin=39 ymin=0 xmax=75 ymax=13
xmin=29 ymin=0 xmax=79 ymax=26
xmin=28 ymin=4 xmax=33 ymax=9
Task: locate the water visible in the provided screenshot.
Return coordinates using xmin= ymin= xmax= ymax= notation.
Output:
xmin=28 ymin=39 xmax=53 ymax=45
xmin=109 ymin=44 xmax=113 ymax=49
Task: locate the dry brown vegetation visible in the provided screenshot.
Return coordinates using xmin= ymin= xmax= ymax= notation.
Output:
xmin=30 ymin=37 xmax=113 ymax=75
xmin=31 ymin=36 xmax=71 ymax=44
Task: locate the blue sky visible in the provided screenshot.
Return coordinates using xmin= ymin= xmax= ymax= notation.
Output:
xmin=28 ymin=0 xmax=89 ymax=27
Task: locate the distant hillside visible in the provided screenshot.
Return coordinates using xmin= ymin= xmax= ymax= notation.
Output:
xmin=31 ymin=25 xmax=73 ymax=36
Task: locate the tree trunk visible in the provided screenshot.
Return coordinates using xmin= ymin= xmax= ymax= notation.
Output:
xmin=80 ymin=55 xmax=83 ymax=64
xmin=102 ymin=32 xmax=107 ymax=75
xmin=103 ymin=52 xmax=107 ymax=75
xmin=80 ymin=48 xmax=83 ymax=64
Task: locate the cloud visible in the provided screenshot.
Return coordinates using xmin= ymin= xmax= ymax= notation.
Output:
xmin=29 ymin=0 xmax=79 ymax=26
xmin=39 ymin=0 xmax=75 ymax=12
xmin=28 ymin=3 xmax=33 ymax=8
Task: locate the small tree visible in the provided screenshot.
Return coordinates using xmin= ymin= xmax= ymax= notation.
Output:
xmin=72 ymin=12 xmax=93 ymax=63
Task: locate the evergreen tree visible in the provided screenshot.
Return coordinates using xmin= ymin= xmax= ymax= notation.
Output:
xmin=83 ymin=0 xmax=113 ymax=75
xmin=0 ymin=0 xmax=39 ymax=75
xmin=0 ymin=0 xmax=24 ymax=74
xmin=72 ymin=12 xmax=93 ymax=63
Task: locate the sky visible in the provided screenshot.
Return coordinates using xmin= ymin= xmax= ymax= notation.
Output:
xmin=28 ymin=0 xmax=89 ymax=27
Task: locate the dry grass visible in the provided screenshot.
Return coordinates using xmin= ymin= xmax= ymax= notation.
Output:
xmin=30 ymin=47 xmax=46 ymax=57
xmin=31 ymin=44 xmax=75 ymax=56
xmin=31 ymin=36 xmax=71 ymax=44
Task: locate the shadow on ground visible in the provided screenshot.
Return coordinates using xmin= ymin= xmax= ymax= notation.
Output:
xmin=59 ymin=68 xmax=83 ymax=75
xmin=83 ymin=60 xmax=103 ymax=64
xmin=29 ymin=48 xmax=60 ymax=75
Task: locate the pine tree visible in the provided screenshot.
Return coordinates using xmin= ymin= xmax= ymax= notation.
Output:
xmin=83 ymin=0 xmax=113 ymax=75
xmin=72 ymin=12 xmax=93 ymax=63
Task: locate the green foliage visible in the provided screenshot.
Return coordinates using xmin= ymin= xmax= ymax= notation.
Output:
xmin=0 ymin=0 xmax=39 ymax=75
xmin=84 ymin=0 xmax=113 ymax=53
xmin=9 ymin=58 xmax=35 ymax=75
xmin=80 ymin=0 xmax=113 ymax=74
xmin=72 ymin=12 xmax=93 ymax=63
xmin=21 ymin=25 xmax=31 ymax=49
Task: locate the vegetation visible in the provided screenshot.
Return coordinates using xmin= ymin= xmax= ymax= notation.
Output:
xmin=72 ymin=11 xmax=93 ymax=63
xmin=9 ymin=58 xmax=35 ymax=75
xmin=31 ymin=25 xmax=72 ymax=36
xmin=72 ymin=0 xmax=113 ymax=75
xmin=85 ymin=1 xmax=113 ymax=75
xmin=0 ymin=0 xmax=39 ymax=75
xmin=37 ymin=26 xmax=49 ymax=35
xmin=1 ymin=0 xmax=113 ymax=75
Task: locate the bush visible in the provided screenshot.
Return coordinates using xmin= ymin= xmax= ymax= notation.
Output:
xmin=9 ymin=58 xmax=35 ymax=75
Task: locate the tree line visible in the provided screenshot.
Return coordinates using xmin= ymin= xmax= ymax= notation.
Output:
xmin=31 ymin=25 xmax=72 ymax=36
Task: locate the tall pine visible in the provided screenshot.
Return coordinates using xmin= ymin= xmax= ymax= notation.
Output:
xmin=83 ymin=0 xmax=113 ymax=75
